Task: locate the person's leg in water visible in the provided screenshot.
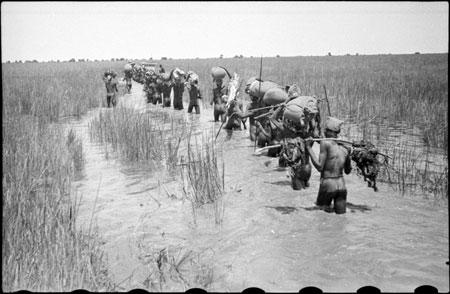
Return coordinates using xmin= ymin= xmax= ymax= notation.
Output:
xmin=316 ymin=179 xmax=335 ymax=213
xmin=187 ymin=103 xmax=193 ymax=113
xmin=333 ymin=190 xmax=347 ymax=214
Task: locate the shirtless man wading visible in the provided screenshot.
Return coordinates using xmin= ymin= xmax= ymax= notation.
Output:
xmin=306 ymin=117 xmax=352 ymax=214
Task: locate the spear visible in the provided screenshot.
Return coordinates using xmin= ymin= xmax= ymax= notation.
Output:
xmin=258 ymin=55 xmax=263 ymax=100
xmin=254 ymin=55 xmax=263 ymax=152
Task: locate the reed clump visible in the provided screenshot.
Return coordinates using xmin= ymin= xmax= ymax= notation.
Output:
xmin=88 ymin=107 xmax=189 ymax=172
xmin=179 ymin=131 xmax=226 ymax=224
xmin=341 ymin=124 xmax=448 ymax=199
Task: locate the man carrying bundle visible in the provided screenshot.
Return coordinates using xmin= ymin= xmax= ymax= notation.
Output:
xmin=306 ymin=117 xmax=352 ymax=214
xmin=186 ymin=79 xmax=202 ymax=114
xmin=224 ymin=99 xmax=245 ymax=130
xmin=123 ymin=62 xmax=134 ymax=94
xmin=268 ymin=103 xmax=312 ymax=188
xmin=143 ymin=71 xmax=158 ymax=104
xmin=159 ymin=73 xmax=172 ymax=108
xmin=103 ymin=70 xmax=118 ymax=108
xmin=210 ymin=78 xmax=228 ymax=122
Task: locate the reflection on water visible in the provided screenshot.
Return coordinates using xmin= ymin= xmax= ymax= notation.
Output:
xmin=64 ymin=82 xmax=448 ymax=292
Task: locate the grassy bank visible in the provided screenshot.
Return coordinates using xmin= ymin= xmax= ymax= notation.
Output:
xmin=2 ymin=114 xmax=113 ymax=291
xmin=2 ymin=62 xmax=116 ymax=291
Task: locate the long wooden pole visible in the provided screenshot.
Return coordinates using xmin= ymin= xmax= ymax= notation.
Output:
xmin=323 ymin=84 xmax=331 ymax=117
xmin=254 ymin=138 xmax=391 ymax=158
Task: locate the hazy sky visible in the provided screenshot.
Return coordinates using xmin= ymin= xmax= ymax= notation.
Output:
xmin=1 ymin=1 xmax=448 ymax=62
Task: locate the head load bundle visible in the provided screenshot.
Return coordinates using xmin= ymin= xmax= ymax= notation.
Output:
xmin=104 ymin=69 xmax=117 ymax=78
xmin=282 ymin=89 xmax=321 ymax=138
xmin=211 ymin=66 xmax=231 ymax=84
xmin=124 ymin=63 xmax=133 ymax=73
xmin=186 ymin=71 xmax=199 ymax=85
xmin=171 ymin=68 xmax=186 ymax=83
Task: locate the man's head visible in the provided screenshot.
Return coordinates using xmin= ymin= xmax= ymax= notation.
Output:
xmin=324 ymin=117 xmax=343 ymax=137
xmin=215 ymin=78 xmax=223 ymax=87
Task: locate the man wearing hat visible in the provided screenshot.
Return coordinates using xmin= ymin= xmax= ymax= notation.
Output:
xmin=306 ymin=117 xmax=352 ymax=214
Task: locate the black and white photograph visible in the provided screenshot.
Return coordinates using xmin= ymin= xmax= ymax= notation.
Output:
xmin=2 ymin=1 xmax=448 ymax=292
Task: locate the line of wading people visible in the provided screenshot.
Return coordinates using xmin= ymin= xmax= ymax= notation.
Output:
xmin=104 ymin=62 xmax=203 ymax=113
xmin=103 ymin=64 xmax=382 ymax=214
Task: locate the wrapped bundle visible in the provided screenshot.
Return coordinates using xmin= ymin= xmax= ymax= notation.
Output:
xmin=160 ymin=72 xmax=171 ymax=82
xmin=262 ymin=87 xmax=289 ymax=105
xmin=283 ymin=96 xmax=321 ymax=137
xmin=186 ymin=71 xmax=199 ymax=84
xmin=124 ymin=63 xmax=133 ymax=73
xmin=104 ymin=69 xmax=117 ymax=78
xmin=247 ymin=80 xmax=280 ymax=99
xmin=211 ymin=67 xmax=229 ymax=80
xmin=171 ymin=68 xmax=186 ymax=82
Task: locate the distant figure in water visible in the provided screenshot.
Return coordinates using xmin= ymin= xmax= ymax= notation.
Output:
xmin=210 ymin=78 xmax=228 ymax=122
xmin=103 ymin=70 xmax=118 ymax=108
xmin=306 ymin=117 xmax=352 ymax=214
xmin=186 ymin=80 xmax=202 ymax=114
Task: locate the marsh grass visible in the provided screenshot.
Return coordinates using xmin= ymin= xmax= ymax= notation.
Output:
xmin=179 ymin=131 xmax=226 ymax=224
xmin=2 ymin=114 xmax=113 ymax=291
xmin=88 ymin=107 xmax=189 ymax=172
xmin=341 ymin=122 xmax=448 ymax=198
xmin=136 ymin=245 xmax=214 ymax=291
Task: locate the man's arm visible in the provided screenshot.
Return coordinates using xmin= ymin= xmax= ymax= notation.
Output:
xmin=344 ymin=147 xmax=352 ymax=174
xmin=306 ymin=141 xmax=327 ymax=172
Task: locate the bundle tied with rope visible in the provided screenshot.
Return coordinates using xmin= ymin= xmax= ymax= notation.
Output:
xmin=280 ymin=137 xmax=307 ymax=171
xmin=350 ymin=140 xmax=384 ymax=192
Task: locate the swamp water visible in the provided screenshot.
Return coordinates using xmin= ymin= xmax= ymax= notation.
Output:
xmin=63 ymin=82 xmax=448 ymax=292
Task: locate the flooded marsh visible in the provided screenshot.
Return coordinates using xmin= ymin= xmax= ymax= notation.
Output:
xmin=2 ymin=55 xmax=448 ymax=292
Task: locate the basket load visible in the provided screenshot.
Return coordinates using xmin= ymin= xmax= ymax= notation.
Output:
xmin=282 ymin=95 xmax=321 ymax=137
xmin=247 ymin=79 xmax=281 ymax=99
xmin=262 ymin=87 xmax=289 ymax=106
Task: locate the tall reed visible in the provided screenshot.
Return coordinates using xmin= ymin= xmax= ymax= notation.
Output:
xmin=2 ymin=114 xmax=113 ymax=291
xmin=88 ymin=107 xmax=189 ymax=172
xmin=179 ymin=131 xmax=226 ymax=224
